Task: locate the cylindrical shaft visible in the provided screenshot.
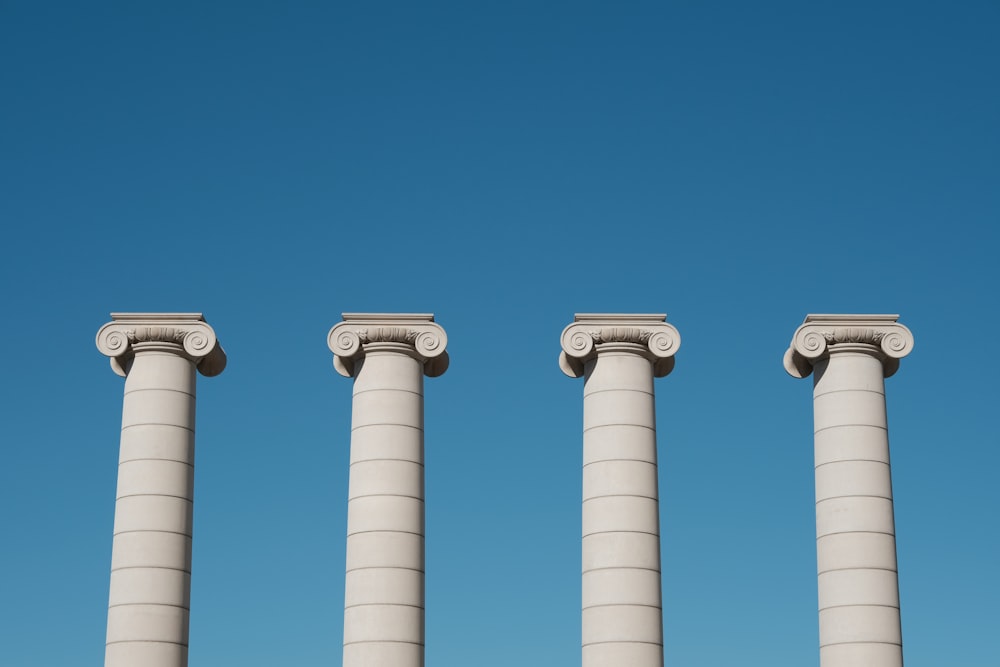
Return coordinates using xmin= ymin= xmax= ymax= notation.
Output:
xmin=106 ymin=348 xmax=197 ymax=667
xmin=581 ymin=347 xmax=663 ymax=667
xmin=812 ymin=347 xmax=902 ymax=667
xmin=343 ymin=346 xmax=425 ymax=667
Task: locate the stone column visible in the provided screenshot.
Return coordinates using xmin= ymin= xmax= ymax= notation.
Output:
xmin=328 ymin=313 xmax=449 ymax=667
xmin=784 ymin=314 xmax=914 ymax=667
xmin=95 ymin=313 xmax=226 ymax=667
xmin=560 ymin=314 xmax=680 ymax=667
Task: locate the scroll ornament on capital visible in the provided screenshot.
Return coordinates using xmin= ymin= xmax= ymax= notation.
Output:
xmin=559 ymin=315 xmax=681 ymax=378
xmin=96 ymin=313 xmax=227 ymax=377
xmin=783 ymin=315 xmax=914 ymax=379
xmin=328 ymin=315 xmax=449 ymax=378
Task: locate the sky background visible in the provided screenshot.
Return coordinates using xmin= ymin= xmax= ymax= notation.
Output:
xmin=1 ymin=2 xmax=998 ymax=665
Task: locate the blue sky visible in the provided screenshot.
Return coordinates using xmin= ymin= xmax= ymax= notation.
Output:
xmin=1 ymin=2 xmax=997 ymax=665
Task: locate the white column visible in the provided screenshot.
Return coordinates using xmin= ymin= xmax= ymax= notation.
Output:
xmin=785 ymin=314 xmax=914 ymax=667
xmin=96 ymin=313 xmax=226 ymax=667
xmin=560 ymin=314 xmax=680 ymax=667
xmin=328 ymin=314 xmax=449 ymax=667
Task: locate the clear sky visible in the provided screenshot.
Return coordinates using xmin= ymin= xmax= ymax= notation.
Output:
xmin=1 ymin=2 xmax=998 ymax=665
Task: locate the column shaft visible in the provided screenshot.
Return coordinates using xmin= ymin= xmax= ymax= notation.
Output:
xmin=106 ymin=349 xmax=197 ymax=667
xmin=581 ymin=348 xmax=663 ymax=667
xmin=343 ymin=347 xmax=425 ymax=667
xmin=812 ymin=348 xmax=902 ymax=667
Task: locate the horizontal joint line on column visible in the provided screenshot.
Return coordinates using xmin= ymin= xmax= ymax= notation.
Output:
xmin=106 ymin=639 xmax=188 ymax=647
xmin=116 ymin=493 xmax=193 ymax=503
xmin=816 ymin=494 xmax=893 ymax=504
xmin=583 ymin=529 xmax=659 ymax=539
xmin=349 ymin=493 xmax=424 ymax=501
xmin=119 ymin=457 xmax=193 ymax=467
xmin=583 ymin=603 xmax=661 ymax=611
xmin=584 ymin=388 xmax=654 ymax=398
xmin=817 ymin=530 xmax=895 ymax=540
xmin=818 ymin=565 xmax=898 ymax=575
xmin=346 ymin=526 xmax=424 ymax=534
xmin=347 ymin=565 xmax=424 ymax=574
xmin=583 ymin=460 xmax=657 ymax=470
xmin=114 ymin=529 xmax=192 ymax=538
xmin=350 ymin=458 xmax=423 ymax=468
xmin=820 ymin=640 xmax=901 ymax=648
xmin=109 ymin=602 xmax=190 ymax=611
xmin=353 ymin=388 xmax=422 ymax=398
xmin=584 ymin=424 xmax=656 ymax=433
xmin=121 ymin=423 xmax=195 ymax=434
xmin=813 ymin=424 xmax=887 ymax=436
xmin=347 ymin=529 xmax=424 ymax=539
xmin=352 ymin=423 xmax=424 ymax=432
xmin=348 ymin=529 xmax=424 ymax=538
xmin=815 ymin=459 xmax=889 ymax=470
xmin=352 ymin=423 xmax=422 ymax=432
xmin=814 ymin=388 xmax=885 ymax=399
xmin=112 ymin=565 xmax=191 ymax=574
xmin=583 ymin=640 xmax=663 ymax=647
xmin=820 ymin=603 xmax=900 ymax=612
xmin=584 ymin=566 xmax=660 ymax=574
xmin=345 ymin=602 xmax=424 ymax=611
xmin=343 ymin=640 xmax=424 ymax=647
xmin=582 ymin=494 xmax=657 ymax=504
xmin=124 ymin=387 xmax=195 ymax=398
xmin=583 ymin=459 xmax=657 ymax=468
xmin=584 ymin=493 xmax=658 ymax=502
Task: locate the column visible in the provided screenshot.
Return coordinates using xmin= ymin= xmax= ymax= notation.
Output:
xmin=328 ymin=313 xmax=449 ymax=667
xmin=560 ymin=314 xmax=680 ymax=667
xmin=784 ymin=314 xmax=914 ymax=667
xmin=95 ymin=313 xmax=226 ymax=667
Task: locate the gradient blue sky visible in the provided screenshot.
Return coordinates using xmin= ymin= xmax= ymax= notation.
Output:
xmin=1 ymin=2 xmax=998 ymax=665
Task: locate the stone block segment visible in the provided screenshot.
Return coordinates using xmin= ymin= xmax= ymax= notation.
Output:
xmin=96 ymin=313 xmax=226 ymax=667
xmin=561 ymin=313 xmax=680 ymax=667
xmin=785 ymin=314 xmax=913 ymax=667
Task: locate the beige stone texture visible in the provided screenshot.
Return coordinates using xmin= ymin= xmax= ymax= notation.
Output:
xmin=582 ymin=642 xmax=663 ymax=667
xmin=328 ymin=314 xmax=448 ymax=667
xmin=561 ymin=314 xmax=680 ymax=667
xmin=785 ymin=314 xmax=913 ymax=667
xmin=104 ymin=642 xmax=187 ymax=667
xmin=96 ymin=313 xmax=225 ymax=667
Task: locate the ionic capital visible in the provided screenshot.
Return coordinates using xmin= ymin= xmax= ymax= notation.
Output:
xmin=328 ymin=313 xmax=449 ymax=378
xmin=559 ymin=313 xmax=681 ymax=378
xmin=96 ymin=313 xmax=227 ymax=377
xmin=784 ymin=314 xmax=914 ymax=379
